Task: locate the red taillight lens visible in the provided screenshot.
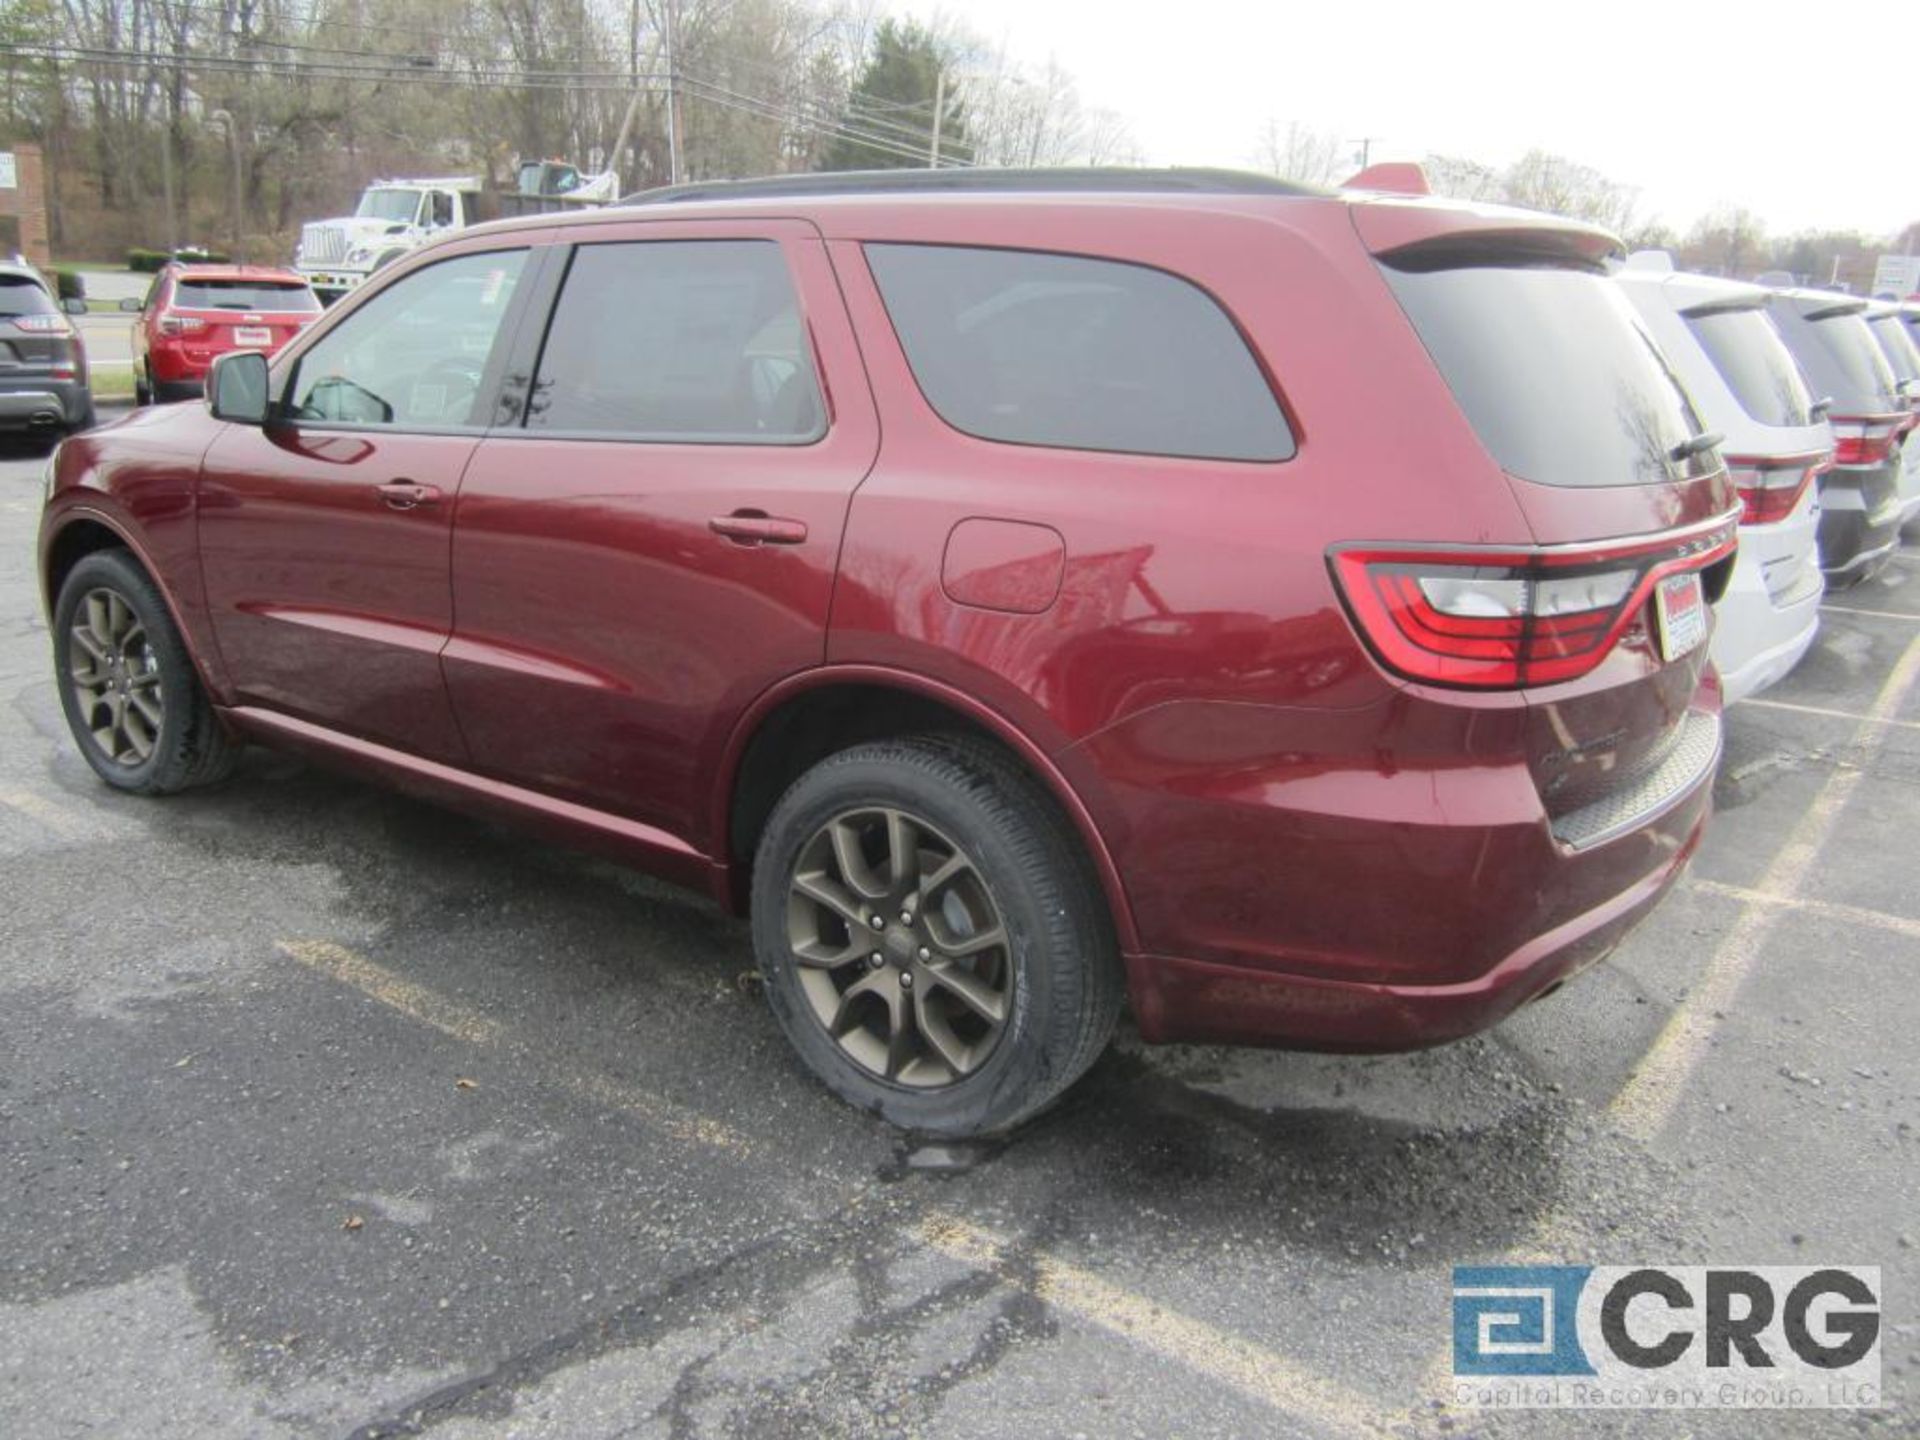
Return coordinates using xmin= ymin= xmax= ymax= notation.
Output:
xmin=1727 ymin=453 xmax=1832 ymax=526
xmin=1830 ymin=418 xmax=1902 ymax=466
xmin=1330 ymin=522 xmax=1738 ymax=690
xmin=12 ymin=313 xmax=70 ymax=336
xmin=158 ymin=314 xmax=207 ymax=336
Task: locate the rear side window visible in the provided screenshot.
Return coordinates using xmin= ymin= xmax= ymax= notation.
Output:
xmin=1685 ymin=306 xmax=1814 ymax=428
xmin=175 ymin=279 xmax=320 ymax=313
xmin=527 ymin=240 xmax=823 ymax=442
xmin=1868 ymin=314 xmax=1920 ymax=385
xmin=1384 ymin=263 xmax=1706 ymax=488
xmin=0 ymin=275 xmax=55 ymax=316
xmin=865 ymin=244 xmax=1294 ymax=463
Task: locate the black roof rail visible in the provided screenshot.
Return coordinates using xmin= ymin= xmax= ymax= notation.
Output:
xmin=621 ymin=166 xmax=1327 ymax=207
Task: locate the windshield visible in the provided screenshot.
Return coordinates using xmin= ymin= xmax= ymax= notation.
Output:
xmin=175 ymin=279 xmax=320 ymax=313
xmin=1686 ymin=306 xmax=1815 ymax=428
xmin=1383 ymin=262 xmax=1709 ymax=488
xmin=355 ymin=189 xmax=422 ymax=224
xmin=0 ymin=274 xmax=56 ymax=317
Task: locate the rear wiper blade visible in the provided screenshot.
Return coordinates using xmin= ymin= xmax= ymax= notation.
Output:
xmin=1810 ymin=396 xmax=1834 ymax=420
xmin=1669 ymin=431 xmax=1723 ymax=462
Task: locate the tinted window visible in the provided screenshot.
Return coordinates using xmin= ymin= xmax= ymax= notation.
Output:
xmin=1384 ymin=263 xmax=1708 ymax=488
xmin=0 ymin=274 xmax=56 ymax=316
xmin=1868 ymin=314 xmax=1920 ymax=384
xmin=1685 ymin=306 xmax=1814 ymax=428
xmin=288 ymin=250 xmax=525 ymax=428
xmin=527 ymin=240 xmax=822 ymax=441
xmin=175 ymin=279 xmax=320 ymax=313
xmin=865 ymin=244 xmax=1293 ymax=462
xmin=1768 ymin=304 xmax=1898 ymax=415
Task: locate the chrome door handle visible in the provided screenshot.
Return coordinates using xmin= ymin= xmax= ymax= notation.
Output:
xmin=375 ymin=480 xmax=442 ymax=511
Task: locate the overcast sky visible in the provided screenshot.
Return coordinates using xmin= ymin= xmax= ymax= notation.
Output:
xmin=907 ymin=0 xmax=1917 ymax=240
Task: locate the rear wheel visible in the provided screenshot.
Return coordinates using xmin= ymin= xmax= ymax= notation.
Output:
xmin=135 ymin=367 xmax=152 ymax=406
xmin=752 ymin=736 xmax=1121 ymax=1136
xmin=53 ymin=549 xmax=238 ymax=794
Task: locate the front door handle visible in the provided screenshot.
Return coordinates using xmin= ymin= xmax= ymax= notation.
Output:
xmin=709 ymin=511 xmax=808 ymax=546
xmin=376 ymin=480 xmax=442 ymax=511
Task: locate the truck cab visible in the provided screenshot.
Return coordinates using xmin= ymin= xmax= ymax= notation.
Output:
xmin=294 ymin=178 xmax=480 ymax=304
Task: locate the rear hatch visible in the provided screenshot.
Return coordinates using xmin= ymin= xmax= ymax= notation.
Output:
xmin=168 ymin=276 xmax=320 ymax=359
xmin=1767 ymin=293 xmax=1905 ymax=524
xmin=0 ymin=273 xmax=81 ymax=382
xmin=1352 ymin=205 xmax=1736 ymax=840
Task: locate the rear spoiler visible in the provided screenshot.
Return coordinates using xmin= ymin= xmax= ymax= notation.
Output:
xmin=1352 ymin=197 xmax=1621 ymax=272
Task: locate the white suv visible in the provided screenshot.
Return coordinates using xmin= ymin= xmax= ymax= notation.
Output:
xmin=1862 ymin=300 xmax=1920 ymax=531
xmin=1616 ymin=253 xmax=1829 ymax=703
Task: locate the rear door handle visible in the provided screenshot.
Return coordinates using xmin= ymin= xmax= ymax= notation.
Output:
xmin=709 ymin=512 xmax=808 ymax=546
xmin=376 ymin=480 xmax=442 ymax=511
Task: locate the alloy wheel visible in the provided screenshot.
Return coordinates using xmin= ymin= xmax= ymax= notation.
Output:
xmin=785 ymin=806 xmax=1012 ymax=1088
xmin=67 ymin=587 xmax=165 ymax=766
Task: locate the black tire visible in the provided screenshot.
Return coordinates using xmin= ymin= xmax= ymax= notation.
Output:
xmin=66 ymin=398 xmax=97 ymax=435
xmin=53 ymin=549 xmax=239 ymax=794
xmin=135 ymin=368 xmax=153 ymax=406
xmin=752 ymin=734 xmax=1122 ymax=1137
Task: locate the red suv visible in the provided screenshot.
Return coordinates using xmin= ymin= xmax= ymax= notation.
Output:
xmin=40 ymin=170 xmax=1736 ymax=1136
xmin=125 ymin=263 xmax=319 ymax=404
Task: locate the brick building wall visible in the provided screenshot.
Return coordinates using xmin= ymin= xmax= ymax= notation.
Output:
xmin=0 ymin=144 xmax=51 ymax=266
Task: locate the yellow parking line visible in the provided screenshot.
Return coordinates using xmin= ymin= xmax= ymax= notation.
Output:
xmin=276 ymin=939 xmax=504 ymax=1047
xmin=1740 ymin=697 xmax=1920 ymax=731
xmin=1685 ymin=878 xmax=1920 ymax=942
xmin=274 ymin=937 xmax=1385 ymax=1431
xmin=919 ymin=1214 xmax=1386 ymax=1440
xmin=1820 ymin=604 xmax=1920 ymax=621
xmin=1608 ymin=630 xmax=1920 ymax=1143
xmin=0 ymin=789 xmax=93 ymax=839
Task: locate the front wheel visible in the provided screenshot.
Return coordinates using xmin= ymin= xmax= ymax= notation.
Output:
xmin=752 ymin=736 xmax=1122 ymax=1136
xmin=53 ymin=549 xmax=239 ymax=793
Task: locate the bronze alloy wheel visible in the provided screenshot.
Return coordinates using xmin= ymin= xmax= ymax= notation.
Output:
xmin=67 ymin=586 xmax=166 ymax=767
xmin=785 ymin=806 xmax=1012 ymax=1088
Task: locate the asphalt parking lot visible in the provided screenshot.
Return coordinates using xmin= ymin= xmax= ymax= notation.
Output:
xmin=3 ymin=415 xmax=1916 ymax=1438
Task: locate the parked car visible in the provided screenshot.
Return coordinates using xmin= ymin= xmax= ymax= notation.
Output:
xmin=1614 ymin=254 xmax=1828 ymax=703
xmin=0 ymin=260 xmax=92 ymax=444
xmin=1763 ymin=288 xmax=1907 ymax=584
xmin=124 ymin=264 xmax=320 ymax=404
xmin=1862 ymin=299 xmax=1920 ymax=530
xmin=39 ymin=168 xmax=1738 ymax=1135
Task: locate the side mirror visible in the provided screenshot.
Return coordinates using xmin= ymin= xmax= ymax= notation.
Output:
xmin=118 ymin=297 xmax=143 ymax=313
xmin=61 ymin=297 xmax=87 ymax=316
xmin=208 ymin=350 xmax=271 ymax=426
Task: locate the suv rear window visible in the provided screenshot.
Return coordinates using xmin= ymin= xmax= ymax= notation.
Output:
xmin=1685 ymin=306 xmax=1815 ymax=428
xmin=0 ymin=274 xmax=56 ymax=316
xmin=1383 ymin=263 xmax=1705 ymax=487
xmin=865 ymin=244 xmax=1294 ymax=463
xmin=175 ymin=279 xmax=319 ymax=313
xmin=1774 ymin=309 xmax=1898 ymax=415
xmin=1868 ymin=314 xmax=1920 ymax=385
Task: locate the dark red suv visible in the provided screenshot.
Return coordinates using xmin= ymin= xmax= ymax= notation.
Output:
xmin=39 ymin=170 xmax=1736 ymax=1135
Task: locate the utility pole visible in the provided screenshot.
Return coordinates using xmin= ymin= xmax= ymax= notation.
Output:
xmin=929 ymin=69 xmax=944 ymax=168
xmin=1350 ymin=136 xmax=1377 ymax=169
xmin=210 ymin=108 xmax=244 ymax=262
xmin=663 ymin=0 xmax=681 ymax=185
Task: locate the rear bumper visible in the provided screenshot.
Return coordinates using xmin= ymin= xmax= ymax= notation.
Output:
xmin=0 ymin=380 xmax=88 ymax=429
xmin=1710 ymin=521 xmax=1824 ymax=705
xmin=1816 ymin=465 xmax=1902 ymax=583
xmin=1079 ymin=688 xmax=1721 ymax=1052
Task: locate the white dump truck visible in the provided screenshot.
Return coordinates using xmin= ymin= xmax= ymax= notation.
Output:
xmin=295 ymin=161 xmax=616 ymax=303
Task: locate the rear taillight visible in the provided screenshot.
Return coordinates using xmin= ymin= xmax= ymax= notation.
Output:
xmin=1727 ymin=452 xmax=1832 ymax=527
xmin=158 ymin=314 xmax=208 ymax=336
xmin=1330 ymin=521 xmax=1738 ymax=690
xmin=1830 ymin=416 xmax=1904 ymax=466
xmin=12 ymin=314 xmax=70 ymax=336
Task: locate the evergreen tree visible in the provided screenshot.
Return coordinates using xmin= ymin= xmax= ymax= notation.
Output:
xmin=819 ymin=20 xmax=969 ymax=171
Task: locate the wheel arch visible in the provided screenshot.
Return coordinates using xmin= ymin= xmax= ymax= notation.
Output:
xmin=714 ymin=666 xmax=1140 ymax=953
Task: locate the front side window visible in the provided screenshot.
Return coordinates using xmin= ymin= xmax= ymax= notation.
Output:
xmin=526 ymin=240 xmax=823 ymax=442
xmin=287 ymin=250 xmax=526 ymax=428
xmin=865 ymin=243 xmax=1294 ymax=462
